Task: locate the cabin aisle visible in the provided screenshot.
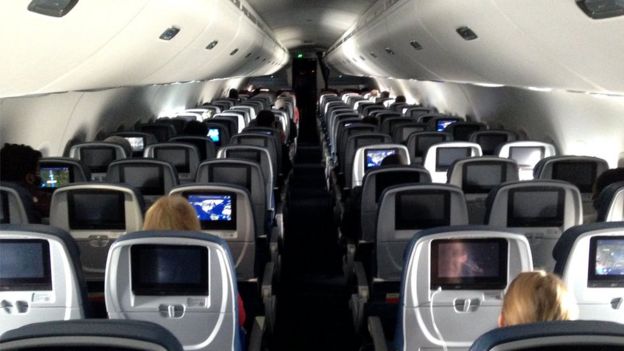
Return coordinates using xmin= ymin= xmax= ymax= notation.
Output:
xmin=271 ymin=106 xmax=358 ymax=350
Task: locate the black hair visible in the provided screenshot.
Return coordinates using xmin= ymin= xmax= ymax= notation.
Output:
xmin=0 ymin=143 xmax=42 ymax=183
xmin=255 ymin=110 xmax=277 ymax=127
xmin=380 ymin=154 xmax=402 ymax=167
xmin=183 ymin=120 xmax=209 ymax=136
xmin=593 ymin=168 xmax=624 ymax=200
xmin=395 ymin=95 xmax=406 ymax=103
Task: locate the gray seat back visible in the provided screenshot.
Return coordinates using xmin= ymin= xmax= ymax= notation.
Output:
xmin=144 ymin=142 xmax=200 ymax=183
xmin=106 ymin=159 xmax=179 ymax=207
xmin=69 ymin=142 xmax=127 ymax=181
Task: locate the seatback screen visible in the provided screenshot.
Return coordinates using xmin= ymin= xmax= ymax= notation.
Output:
xmin=68 ymin=191 xmax=126 ymax=230
xmin=507 ymin=189 xmax=564 ymax=227
xmin=120 ymin=165 xmax=164 ymax=196
xmin=463 ymin=163 xmax=506 ymax=194
xmin=155 ymin=148 xmax=190 ymax=173
xmin=395 ymin=191 xmax=450 ymax=229
xmin=0 ymin=239 xmax=52 ymax=291
xmin=476 ymin=134 xmax=508 ymax=155
xmin=227 ymin=149 xmax=262 ymax=164
xmin=40 ymin=166 xmax=72 ymax=189
xmin=436 ymin=119 xmax=457 ymax=132
xmin=208 ymin=128 xmax=221 ymax=144
xmin=124 ymin=137 xmax=145 ymax=153
xmin=509 ymin=146 xmax=544 ymax=168
xmin=131 ymin=245 xmax=208 ymax=296
xmin=187 ymin=193 xmax=236 ymax=230
xmin=552 ymin=161 xmax=597 ymax=193
xmin=436 ymin=147 xmax=471 ymax=172
xmin=80 ymin=147 xmax=115 ymax=173
xmin=209 ymin=165 xmax=251 ymax=192
xmin=431 ymin=238 xmax=508 ymax=290
xmin=375 ymin=171 xmax=426 ymax=202
xmin=365 ymin=149 xmax=397 ymax=171
xmin=416 ymin=135 xmax=446 ymax=157
xmin=588 ymin=236 xmax=624 ymax=288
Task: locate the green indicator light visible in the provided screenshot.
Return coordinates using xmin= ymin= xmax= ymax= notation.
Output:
xmin=297 ymin=53 xmax=304 ymax=59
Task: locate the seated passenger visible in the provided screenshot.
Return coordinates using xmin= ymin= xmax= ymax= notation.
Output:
xmin=395 ymin=95 xmax=406 ymax=103
xmin=498 ymin=270 xmax=578 ymax=327
xmin=0 ymin=143 xmax=50 ymax=220
xmin=143 ymin=195 xmax=246 ymax=327
xmin=593 ymin=167 xmax=624 ymax=202
xmin=182 ymin=120 xmax=209 ymax=136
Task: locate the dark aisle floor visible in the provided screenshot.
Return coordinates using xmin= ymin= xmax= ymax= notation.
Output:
xmin=271 ymin=107 xmax=358 ymax=351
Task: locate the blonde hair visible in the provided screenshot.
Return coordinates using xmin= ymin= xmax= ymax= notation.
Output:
xmin=500 ymin=271 xmax=578 ymax=326
xmin=143 ymin=195 xmax=200 ymax=231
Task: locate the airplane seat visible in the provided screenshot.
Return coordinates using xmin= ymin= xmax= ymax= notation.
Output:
xmin=486 ymin=180 xmax=582 ymax=270
xmin=224 ymin=109 xmax=250 ymax=126
xmin=389 ymin=102 xmax=406 ymax=112
xmin=214 ymin=113 xmax=245 ymax=133
xmin=196 ymin=159 xmax=269 ymax=238
xmin=498 ymin=141 xmax=557 ymax=180
xmin=423 ymin=142 xmax=483 ymax=183
xmin=270 ymin=109 xmax=291 ymax=139
xmin=0 ymin=224 xmax=89 ymax=336
xmin=447 ymin=157 xmax=520 ymax=224
xmin=0 ymin=319 xmax=184 ymax=351
xmin=343 ymin=133 xmax=393 ymax=189
xmin=69 ymin=142 xmax=127 ymax=181
xmin=444 ymin=121 xmax=487 ymax=141
xmin=217 ymin=145 xmax=275 ymax=194
xmin=333 ymin=120 xmax=370 ymax=160
xmin=553 ymin=221 xmax=624 ymax=323
xmin=143 ymin=142 xmax=200 ymax=183
xmin=369 ymin=226 xmax=532 ymax=351
xmin=105 ymin=231 xmax=243 ymax=351
xmin=156 ymin=118 xmax=187 ymax=134
xmin=351 ymin=144 xmax=411 ymax=188
xmin=427 ymin=116 xmax=464 ymax=132
xmin=39 ymin=157 xmax=90 ymax=187
xmin=0 ymin=182 xmax=40 ymax=224
xmin=534 ymin=155 xmax=609 ymax=223
xmin=380 ymin=117 xmax=411 ymax=136
xmin=469 ymin=320 xmax=624 ymax=351
xmin=169 ymin=184 xmax=276 ymax=331
xmin=405 ymin=131 xmax=452 ymax=165
xmin=49 ymin=183 xmax=144 ymax=280
xmin=230 ymin=133 xmax=280 ymax=180
xmin=105 ymin=159 xmax=179 ymax=207
xmin=169 ymin=136 xmax=217 ymax=162
xmin=402 ymin=106 xmax=432 ymax=118
xmin=391 ymin=122 xmax=428 ymax=144
xmin=138 ymin=123 xmax=177 ymax=143
xmin=469 ymin=130 xmax=517 ymax=156
xmin=375 ymin=112 xmax=402 ymax=126
xmin=207 ymin=118 xmax=237 ymax=144
xmin=595 ymin=181 xmax=624 ymax=222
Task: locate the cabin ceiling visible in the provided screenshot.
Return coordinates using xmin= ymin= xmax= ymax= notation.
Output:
xmin=246 ymin=0 xmax=376 ymax=50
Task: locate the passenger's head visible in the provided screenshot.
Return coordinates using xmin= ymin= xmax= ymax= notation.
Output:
xmin=143 ymin=195 xmax=200 ymax=231
xmin=437 ymin=241 xmax=469 ymax=278
xmin=395 ymin=95 xmax=406 ymax=103
xmin=593 ymin=168 xmax=624 ymax=201
xmin=380 ymin=154 xmax=402 ymax=167
xmin=228 ymin=88 xmax=239 ymax=99
xmin=498 ymin=271 xmax=577 ymax=327
xmin=0 ymin=143 xmax=42 ymax=189
xmin=255 ymin=110 xmax=277 ymax=128
xmin=183 ymin=120 xmax=208 ymax=136
xmin=104 ymin=136 xmax=132 ymax=158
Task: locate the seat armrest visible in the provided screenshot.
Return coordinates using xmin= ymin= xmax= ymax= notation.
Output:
xmin=261 ymin=261 xmax=276 ymax=333
xmin=248 ymin=316 xmax=266 ymax=351
xmin=354 ymin=261 xmax=369 ymax=301
xmin=349 ymin=261 xmax=370 ymax=331
xmin=368 ymin=316 xmax=389 ymax=351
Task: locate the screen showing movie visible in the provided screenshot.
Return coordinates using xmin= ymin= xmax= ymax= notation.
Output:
xmin=120 ymin=165 xmax=164 ymax=196
xmin=552 ymin=161 xmax=597 ymax=193
xmin=395 ymin=191 xmax=450 ymax=229
xmin=436 ymin=119 xmax=457 ymax=132
xmin=155 ymin=148 xmax=190 ymax=173
xmin=187 ymin=194 xmax=236 ymax=230
xmin=507 ymin=189 xmax=564 ymax=227
xmin=436 ymin=147 xmax=471 ymax=172
xmin=207 ymin=128 xmax=221 ymax=144
xmin=588 ymin=237 xmax=624 ymax=287
xmin=431 ymin=238 xmax=508 ymax=290
xmin=509 ymin=146 xmax=544 ymax=168
xmin=80 ymin=147 xmax=116 ymax=173
xmin=0 ymin=240 xmax=52 ymax=291
xmin=39 ymin=166 xmax=71 ymax=189
xmin=131 ymin=245 xmax=208 ymax=296
xmin=365 ymin=149 xmax=397 ymax=171
xmin=68 ymin=191 xmax=126 ymax=230
xmin=463 ymin=163 xmax=506 ymax=193
xmin=124 ymin=137 xmax=145 ymax=153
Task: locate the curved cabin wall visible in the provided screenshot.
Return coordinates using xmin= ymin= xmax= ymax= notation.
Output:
xmin=0 ymin=0 xmax=288 ymax=155
xmin=326 ymin=0 xmax=624 ymax=167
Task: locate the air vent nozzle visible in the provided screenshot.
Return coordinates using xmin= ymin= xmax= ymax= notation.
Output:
xmin=28 ymin=0 xmax=78 ymax=17
xmin=577 ymin=0 xmax=624 ymax=19
xmin=456 ymin=26 xmax=478 ymax=41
